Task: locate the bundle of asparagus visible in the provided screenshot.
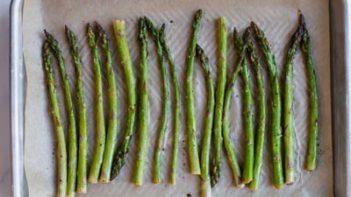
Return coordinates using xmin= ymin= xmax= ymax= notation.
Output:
xmin=41 ymin=10 xmax=319 ymax=197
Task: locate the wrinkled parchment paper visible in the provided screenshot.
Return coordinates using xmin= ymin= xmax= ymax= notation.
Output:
xmin=23 ymin=0 xmax=332 ymax=196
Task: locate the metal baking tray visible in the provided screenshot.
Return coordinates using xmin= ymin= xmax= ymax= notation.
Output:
xmin=9 ymin=0 xmax=350 ymax=196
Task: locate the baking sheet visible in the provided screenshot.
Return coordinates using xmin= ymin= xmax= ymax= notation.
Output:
xmin=23 ymin=0 xmax=332 ymax=196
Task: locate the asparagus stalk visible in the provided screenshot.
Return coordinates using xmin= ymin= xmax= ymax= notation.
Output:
xmin=185 ymin=9 xmax=203 ymax=175
xmin=65 ymin=27 xmax=88 ymax=193
xmin=195 ymin=45 xmax=215 ymax=197
xmin=300 ymin=16 xmax=319 ymax=171
xmin=95 ymin=23 xmax=119 ymax=183
xmin=44 ymin=31 xmax=77 ymax=196
xmin=246 ymin=31 xmax=266 ymax=190
xmin=42 ymin=41 xmax=68 ymax=197
xmin=86 ymin=23 xmax=106 ymax=183
xmin=132 ymin=18 xmax=150 ymax=186
xmin=159 ymin=26 xmax=181 ymax=185
xmin=282 ymin=18 xmax=304 ymax=184
xmin=111 ymin=20 xmax=137 ymax=180
xmin=250 ymin=22 xmax=284 ymax=188
xmin=233 ymin=29 xmax=254 ymax=184
xmin=211 ymin=17 xmax=228 ymax=186
xmin=221 ymin=28 xmax=246 ymax=187
xmin=144 ymin=19 xmax=171 ymax=184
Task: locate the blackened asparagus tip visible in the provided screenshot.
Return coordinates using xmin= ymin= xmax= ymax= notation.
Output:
xmin=299 ymin=14 xmax=306 ymax=28
xmin=161 ymin=23 xmax=166 ymax=30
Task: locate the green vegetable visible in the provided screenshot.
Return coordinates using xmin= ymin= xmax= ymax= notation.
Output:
xmin=111 ymin=20 xmax=137 ymax=180
xmin=185 ymin=9 xmax=203 ymax=175
xmin=42 ymin=40 xmax=68 ymax=197
xmin=144 ymin=18 xmax=171 ymax=184
xmin=195 ymin=44 xmax=215 ymax=197
xmin=132 ymin=18 xmax=150 ymax=186
xmin=86 ymin=23 xmax=106 ymax=184
xmin=44 ymin=31 xmax=77 ymax=196
xmin=159 ymin=26 xmax=181 ymax=185
xmin=95 ymin=23 xmax=119 ymax=183
xmin=300 ymin=16 xmax=319 ymax=171
xmin=65 ymin=27 xmax=88 ymax=193
xmin=211 ymin=16 xmax=228 ymax=186
xmin=251 ymin=22 xmax=284 ymax=188
xmin=245 ymin=30 xmax=266 ymax=190
xmin=221 ymin=28 xmax=245 ymax=187
xmin=282 ymin=18 xmax=304 ymax=184
xmin=233 ymin=29 xmax=254 ymax=184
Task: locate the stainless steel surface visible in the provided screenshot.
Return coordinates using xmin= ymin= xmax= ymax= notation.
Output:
xmin=10 ymin=0 xmax=26 ymax=196
xmin=10 ymin=0 xmax=349 ymax=196
xmin=330 ymin=0 xmax=351 ymax=196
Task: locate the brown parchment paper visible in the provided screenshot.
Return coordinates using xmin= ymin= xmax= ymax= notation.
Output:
xmin=23 ymin=0 xmax=332 ymax=196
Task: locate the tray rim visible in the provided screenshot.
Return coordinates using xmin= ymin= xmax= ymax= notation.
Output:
xmin=10 ymin=0 xmax=347 ymax=196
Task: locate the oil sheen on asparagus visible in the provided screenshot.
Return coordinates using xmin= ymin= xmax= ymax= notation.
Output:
xmin=111 ymin=20 xmax=137 ymax=180
xmin=132 ymin=18 xmax=150 ymax=186
xmin=86 ymin=23 xmax=106 ymax=184
xmin=234 ymin=29 xmax=254 ymax=184
xmin=144 ymin=18 xmax=171 ymax=184
xmin=211 ymin=17 xmax=228 ymax=187
xmin=221 ymin=28 xmax=245 ymax=187
xmin=301 ymin=16 xmax=319 ymax=172
xmin=42 ymin=40 xmax=68 ymax=197
xmin=159 ymin=25 xmax=181 ymax=185
xmin=185 ymin=9 xmax=203 ymax=175
xmin=44 ymin=31 xmax=77 ymax=197
xmin=97 ymin=24 xmax=119 ymax=183
xmin=251 ymin=22 xmax=284 ymax=188
xmin=282 ymin=17 xmax=304 ymax=184
xmin=195 ymin=45 xmax=215 ymax=197
xmin=245 ymin=31 xmax=267 ymax=191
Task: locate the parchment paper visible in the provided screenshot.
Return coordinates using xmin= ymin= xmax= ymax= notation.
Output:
xmin=23 ymin=0 xmax=332 ymax=196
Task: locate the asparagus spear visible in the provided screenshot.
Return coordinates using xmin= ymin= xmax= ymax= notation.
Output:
xmin=132 ymin=18 xmax=150 ymax=186
xmin=111 ymin=20 xmax=137 ymax=180
xmin=86 ymin=23 xmax=106 ymax=183
xmin=246 ymin=31 xmax=266 ymax=190
xmin=300 ymin=16 xmax=319 ymax=171
xmin=221 ymin=28 xmax=246 ymax=187
xmin=250 ymin=22 xmax=284 ymax=188
xmin=211 ymin=16 xmax=228 ymax=186
xmin=282 ymin=18 xmax=304 ymax=184
xmin=233 ymin=29 xmax=254 ymax=184
xmin=185 ymin=9 xmax=203 ymax=175
xmin=65 ymin=27 xmax=88 ymax=193
xmin=44 ymin=31 xmax=77 ymax=196
xmin=95 ymin=23 xmax=119 ymax=183
xmin=195 ymin=45 xmax=215 ymax=197
xmin=42 ymin=41 xmax=68 ymax=197
xmin=144 ymin=19 xmax=171 ymax=184
xmin=159 ymin=26 xmax=181 ymax=185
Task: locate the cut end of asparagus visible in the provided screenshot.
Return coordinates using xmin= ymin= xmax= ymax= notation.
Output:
xmin=190 ymin=168 xmax=201 ymax=175
xmin=152 ymin=178 xmax=161 ymax=185
xmin=66 ymin=193 xmax=75 ymax=197
xmin=242 ymin=178 xmax=252 ymax=184
xmin=272 ymin=183 xmax=284 ymax=189
xmin=88 ymin=177 xmax=98 ymax=184
xmin=76 ymin=187 xmax=87 ymax=194
xmin=99 ymin=179 xmax=110 ymax=184
xmin=195 ymin=9 xmax=203 ymax=20
xmin=169 ymin=178 xmax=176 ymax=185
xmin=113 ymin=20 xmax=126 ymax=35
xmin=200 ymin=180 xmax=212 ymax=197
xmin=305 ymin=163 xmax=316 ymax=172
xmin=235 ymin=183 xmax=245 ymax=189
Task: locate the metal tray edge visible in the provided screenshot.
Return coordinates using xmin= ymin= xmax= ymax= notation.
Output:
xmin=330 ymin=0 xmax=351 ymax=197
xmin=10 ymin=0 xmax=26 ymax=196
